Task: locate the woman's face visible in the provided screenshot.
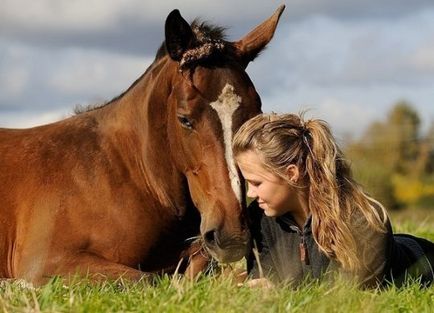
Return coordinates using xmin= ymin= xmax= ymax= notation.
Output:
xmin=236 ymin=150 xmax=298 ymax=217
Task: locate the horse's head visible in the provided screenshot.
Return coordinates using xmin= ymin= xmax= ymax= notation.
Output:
xmin=162 ymin=6 xmax=285 ymax=263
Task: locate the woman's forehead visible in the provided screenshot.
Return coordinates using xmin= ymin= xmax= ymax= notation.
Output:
xmin=237 ymin=150 xmax=263 ymax=167
xmin=236 ymin=151 xmax=281 ymax=182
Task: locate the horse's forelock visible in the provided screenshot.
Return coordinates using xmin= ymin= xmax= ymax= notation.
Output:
xmin=190 ymin=20 xmax=227 ymax=43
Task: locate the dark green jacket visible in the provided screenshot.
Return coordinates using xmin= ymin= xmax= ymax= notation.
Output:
xmin=247 ymin=201 xmax=434 ymax=287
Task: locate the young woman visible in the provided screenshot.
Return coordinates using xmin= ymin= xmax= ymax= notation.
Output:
xmin=232 ymin=113 xmax=434 ymax=288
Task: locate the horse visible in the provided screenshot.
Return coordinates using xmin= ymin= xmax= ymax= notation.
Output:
xmin=0 ymin=5 xmax=285 ymax=285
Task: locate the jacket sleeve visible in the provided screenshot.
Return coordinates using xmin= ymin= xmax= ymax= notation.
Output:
xmin=340 ymin=206 xmax=393 ymax=288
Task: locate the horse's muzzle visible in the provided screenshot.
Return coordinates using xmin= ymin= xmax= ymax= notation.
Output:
xmin=202 ymin=229 xmax=250 ymax=263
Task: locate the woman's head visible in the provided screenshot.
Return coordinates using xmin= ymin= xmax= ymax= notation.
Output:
xmin=232 ymin=113 xmax=340 ymax=193
xmin=233 ymin=113 xmax=388 ymax=271
xmin=232 ymin=113 xmax=310 ymax=218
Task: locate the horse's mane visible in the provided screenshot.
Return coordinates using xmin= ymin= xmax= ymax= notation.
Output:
xmin=74 ymin=21 xmax=233 ymax=115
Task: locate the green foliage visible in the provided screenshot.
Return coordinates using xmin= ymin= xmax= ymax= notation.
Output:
xmin=387 ymin=101 xmax=421 ymax=174
xmin=347 ymin=155 xmax=398 ymax=209
xmin=345 ymin=100 xmax=434 ymax=210
xmin=391 ymin=175 xmax=434 ymax=207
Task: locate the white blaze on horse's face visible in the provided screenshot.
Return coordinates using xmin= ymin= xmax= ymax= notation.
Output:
xmin=209 ymin=83 xmax=242 ymax=203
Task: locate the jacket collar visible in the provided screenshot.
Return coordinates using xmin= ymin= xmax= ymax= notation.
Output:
xmin=276 ymin=212 xmax=312 ymax=234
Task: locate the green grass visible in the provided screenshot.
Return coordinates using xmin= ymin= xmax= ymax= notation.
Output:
xmin=1 ymin=208 xmax=433 ymax=313
xmin=389 ymin=208 xmax=434 ymax=241
xmin=1 ymin=275 xmax=433 ymax=313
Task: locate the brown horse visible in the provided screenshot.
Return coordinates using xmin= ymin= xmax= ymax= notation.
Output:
xmin=0 ymin=6 xmax=285 ymax=285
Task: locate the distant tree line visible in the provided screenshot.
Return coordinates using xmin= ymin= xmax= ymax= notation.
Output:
xmin=344 ymin=101 xmax=434 ymax=210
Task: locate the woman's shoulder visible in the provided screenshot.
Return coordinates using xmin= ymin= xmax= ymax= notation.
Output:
xmin=349 ymin=199 xmax=391 ymax=232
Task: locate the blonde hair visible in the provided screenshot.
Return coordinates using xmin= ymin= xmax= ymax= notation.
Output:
xmin=232 ymin=113 xmax=388 ymax=271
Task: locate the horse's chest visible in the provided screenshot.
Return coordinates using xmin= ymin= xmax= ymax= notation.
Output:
xmin=85 ymin=206 xmax=198 ymax=269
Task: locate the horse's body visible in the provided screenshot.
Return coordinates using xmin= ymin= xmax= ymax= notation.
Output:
xmin=0 ymin=6 xmax=284 ymax=285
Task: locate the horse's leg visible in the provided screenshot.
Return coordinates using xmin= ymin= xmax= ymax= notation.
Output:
xmin=42 ymin=253 xmax=150 ymax=285
xmin=184 ymin=250 xmax=211 ymax=279
xmin=180 ymin=241 xmax=213 ymax=279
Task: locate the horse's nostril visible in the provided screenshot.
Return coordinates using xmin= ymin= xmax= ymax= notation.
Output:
xmin=204 ymin=229 xmax=217 ymax=246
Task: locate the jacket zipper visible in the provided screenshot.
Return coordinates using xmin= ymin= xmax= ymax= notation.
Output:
xmin=288 ymin=220 xmax=310 ymax=266
xmin=299 ymin=234 xmax=310 ymax=265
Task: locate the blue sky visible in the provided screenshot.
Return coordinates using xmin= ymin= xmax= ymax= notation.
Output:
xmin=1 ymin=0 xmax=434 ymax=139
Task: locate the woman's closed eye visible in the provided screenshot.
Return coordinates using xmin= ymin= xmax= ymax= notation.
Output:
xmin=248 ymin=180 xmax=261 ymax=187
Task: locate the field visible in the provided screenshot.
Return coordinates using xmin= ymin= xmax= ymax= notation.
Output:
xmin=1 ymin=209 xmax=433 ymax=313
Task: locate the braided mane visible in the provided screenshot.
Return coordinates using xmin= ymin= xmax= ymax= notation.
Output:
xmin=157 ymin=20 xmax=235 ymax=69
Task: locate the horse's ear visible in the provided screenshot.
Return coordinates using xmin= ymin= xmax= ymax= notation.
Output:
xmin=165 ymin=9 xmax=194 ymax=61
xmin=233 ymin=5 xmax=285 ymax=68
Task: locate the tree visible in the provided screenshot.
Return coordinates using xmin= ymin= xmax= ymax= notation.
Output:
xmin=386 ymin=101 xmax=420 ymax=175
xmin=344 ymin=101 xmax=422 ymax=209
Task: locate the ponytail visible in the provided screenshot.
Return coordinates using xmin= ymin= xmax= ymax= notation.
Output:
xmin=303 ymin=119 xmax=387 ymax=271
xmin=303 ymin=120 xmax=358 ymax=270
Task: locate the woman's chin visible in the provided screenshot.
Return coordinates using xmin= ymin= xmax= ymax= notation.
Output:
xmin=263 ymin=209 xmax=275 ymax=217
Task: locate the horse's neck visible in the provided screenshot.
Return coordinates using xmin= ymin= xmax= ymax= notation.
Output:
xmin=99 ymin=56 xmax=171 ymax=136
xmin=109 ymin=56 xmax=172 ymax=128
xmin=97 ymin=57 xmax=186 ymax=212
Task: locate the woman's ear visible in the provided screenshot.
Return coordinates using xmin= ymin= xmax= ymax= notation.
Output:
xmin=286 ymin=164 xmax=299 ymax=183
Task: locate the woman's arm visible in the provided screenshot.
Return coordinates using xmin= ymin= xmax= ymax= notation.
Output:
xmin=343 ymin=209 xmax=393 ymax=288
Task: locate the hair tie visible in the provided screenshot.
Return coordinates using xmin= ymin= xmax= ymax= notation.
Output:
xmin=301 ymin=126 xmax=313 ymax=156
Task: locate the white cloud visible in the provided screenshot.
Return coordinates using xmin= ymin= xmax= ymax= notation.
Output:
xmin=311 ymin=98 xmax=378 ymax=137
xmin=411 ymin=41 xmax=434 ymax=72
xmin=47 ymin=49 xmax=151 ymax=97
xmin=249 ymin=9 xmax=434 ymax=92
xmin=0 ymin=108 xmax=72 ymax=129
xmin=1 ymin=0 xmax=141 ymax=31
xmin=259 ymin=80 xmax=434 ymax=138
xmin=259 ymin=87 xmax=380 ymax=138
xmin=2 ymin=0 xmax=433 ymax=34
xmin=1 ymin=1 xmax=434 ymax=136
xmin=0 ymin=66 xmax=29 ymax=100
xmin=0 ymin=43 xmax=152 ymax=127
xmin=0 ymin=0 xmax=282 ymax=33
xmin=0 ymin=1 xmax=291 ymax=58
xmin=0 ymin=44 xmax=31 ymax=101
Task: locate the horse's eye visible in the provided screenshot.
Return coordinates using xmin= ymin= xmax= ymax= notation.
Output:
xmin=177 ymin=115 xmax=193 ymax=129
